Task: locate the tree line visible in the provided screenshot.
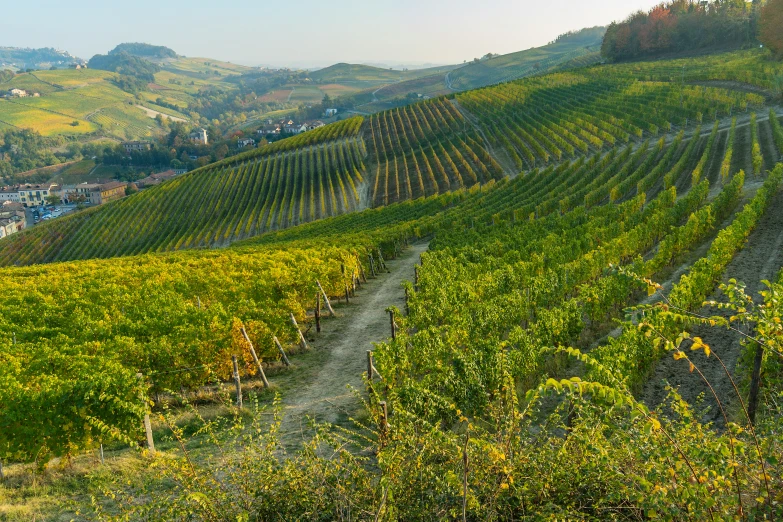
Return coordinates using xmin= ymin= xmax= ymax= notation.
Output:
xmin=601 ymin=0 xmax=763 ymax=61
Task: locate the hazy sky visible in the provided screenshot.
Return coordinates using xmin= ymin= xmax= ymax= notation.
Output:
xmin=1 ymin=0 xmax=664 ymax=68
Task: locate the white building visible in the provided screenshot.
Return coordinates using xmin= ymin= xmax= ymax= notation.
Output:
xmin=189 ymin=128 xmax=208 ymax=145
xmin=324 ymin=108 xmax=338 ymax=117
xmin=0 ymin=188 xmax=20 ymax=203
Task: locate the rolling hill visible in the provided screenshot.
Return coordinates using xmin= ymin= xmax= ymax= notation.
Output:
xmin=0 ymin=49 xmax=778 ymax=267
xmin=311 ymin=62 xmax=457 ymax=84
xmin=349 ymin=27 xmax=606 ymax=112
xmin=445 ymin=26 xmax=606 ymax=91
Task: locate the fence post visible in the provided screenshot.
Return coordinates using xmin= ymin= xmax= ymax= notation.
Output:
xmin=369 ymin=254 xmax=377 ymax=277
xmin=388 ymin=309 xmax=396 ymax=340
xmin=137 ymin=373 xmax=155 ymax=455
xmin=100 ymin=444 xmax=105 ymax=465
xmin=748 ymin=342 xmax=764 ymax=425
xmin=241 ymin=327 xmax=270 ymax=388
xmin=344 ymin=283 xmax=351 ymax=304
xmin=232 ymin=355 xmax=243 ymax=408
xmin=0 ymin=460 xmax=4 ymax=481
xmin=316 ymin=280 xmax=336 ymax=317
xmin=273 ymin=336 xmax=291 ymax=367
xmin=315 ymin=292 xmax=321 ymax=333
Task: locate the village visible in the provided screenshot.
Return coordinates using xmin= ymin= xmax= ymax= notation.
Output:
xmin=0 ymin=167 xmax=192 ymax=238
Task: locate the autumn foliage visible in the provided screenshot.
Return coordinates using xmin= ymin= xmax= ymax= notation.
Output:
xmin=760 ymin=0 xmax=783 ymax=58
xmin=602 ymin=0 xmax=754 ymax=61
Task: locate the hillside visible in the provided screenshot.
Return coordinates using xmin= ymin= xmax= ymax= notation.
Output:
xmin=0 ymin=68 xmax=186 ymax=139
xmin=3 ymin=36 xmax=783 ymax=519
xmin=0 ymin=49 xmax=779 ymax=268
xmin=445 ymin=26 xmax=606 ymax=91
xmin=350 ymin=27 xmax=606 ymax=112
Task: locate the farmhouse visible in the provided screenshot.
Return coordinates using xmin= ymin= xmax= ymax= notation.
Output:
xmin=8 ymin=88 xmax=27 ymax=98
xmin=238 ymin=137 xmax=256 ymax=148
xmin=324 ymin=108 xmax=338 ymax=117
xmin=123 ymin=141 xmax=152 ymax=154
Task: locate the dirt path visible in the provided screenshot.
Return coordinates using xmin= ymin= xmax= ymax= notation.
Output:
xmin=450 ymin=99 xmax=518 ymax=176
xmin=445 ymin=71 xmax=458 ymax=91
xmin=279 ymin=243 xmax=428 ymax=442
xmin=641 ymin=187 xmax=783 ymax=425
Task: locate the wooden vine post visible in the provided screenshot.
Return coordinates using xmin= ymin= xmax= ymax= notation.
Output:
xmin=232 ymin=355 xmax=243 ymax=409
xmin=379 ymin=401 xmax=389 ymax=449
xmin=316 ymin=280 xmax=336 ymax=317
xmin=315 ymin=292 xmax=322 ymax=333
xmin=366 ymin=350 xmax=374 ymax=381
xmin=289 ymin=313 xmax=309 ymax=350
xmin=357 ymin=254 xmax=367 ymax=283
xmin=388 ymin=309 xmax=396 ymax=340
xmin=241 ymin=327 xmax=270 ymax=388
xmin=137 ymin=373 xmax=155 ymax=455
xmin=748 ymin=342 xmax=764 ymax=425
xmin=368 ymin=254 xmax=377 ymax=277
xmin=273 ymin=336 xmax=291 ymax=366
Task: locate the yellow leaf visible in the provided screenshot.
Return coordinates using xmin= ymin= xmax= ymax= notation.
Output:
xmin=704 ymin=345 xmax=711 ymax=358
xmin=648 ymin=285 xmax=656 ymax=296
xmin=689 ymin=362 xmax=695 ymax=373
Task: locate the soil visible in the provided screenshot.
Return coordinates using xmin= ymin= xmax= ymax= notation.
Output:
xmin=277 ymin=242 xmax=428 ymax=446
xmin=641 ymin=187 xmax=783 ymax=426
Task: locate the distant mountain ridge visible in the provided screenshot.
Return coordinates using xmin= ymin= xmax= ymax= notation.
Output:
xmin=0 ymin=47 xmax=83 ymax=70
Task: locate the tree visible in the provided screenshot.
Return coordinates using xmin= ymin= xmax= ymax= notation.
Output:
xmin=760 ymin=0 xmax=783 ymax=58
xmin=45 ymin=194 xmax=60 ymax=206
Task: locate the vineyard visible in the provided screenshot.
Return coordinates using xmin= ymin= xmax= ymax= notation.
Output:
xmin=0 ymin=51 xmax=778 ymax=269
xmin=3 ymin=47 xmax=783 ymax=519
